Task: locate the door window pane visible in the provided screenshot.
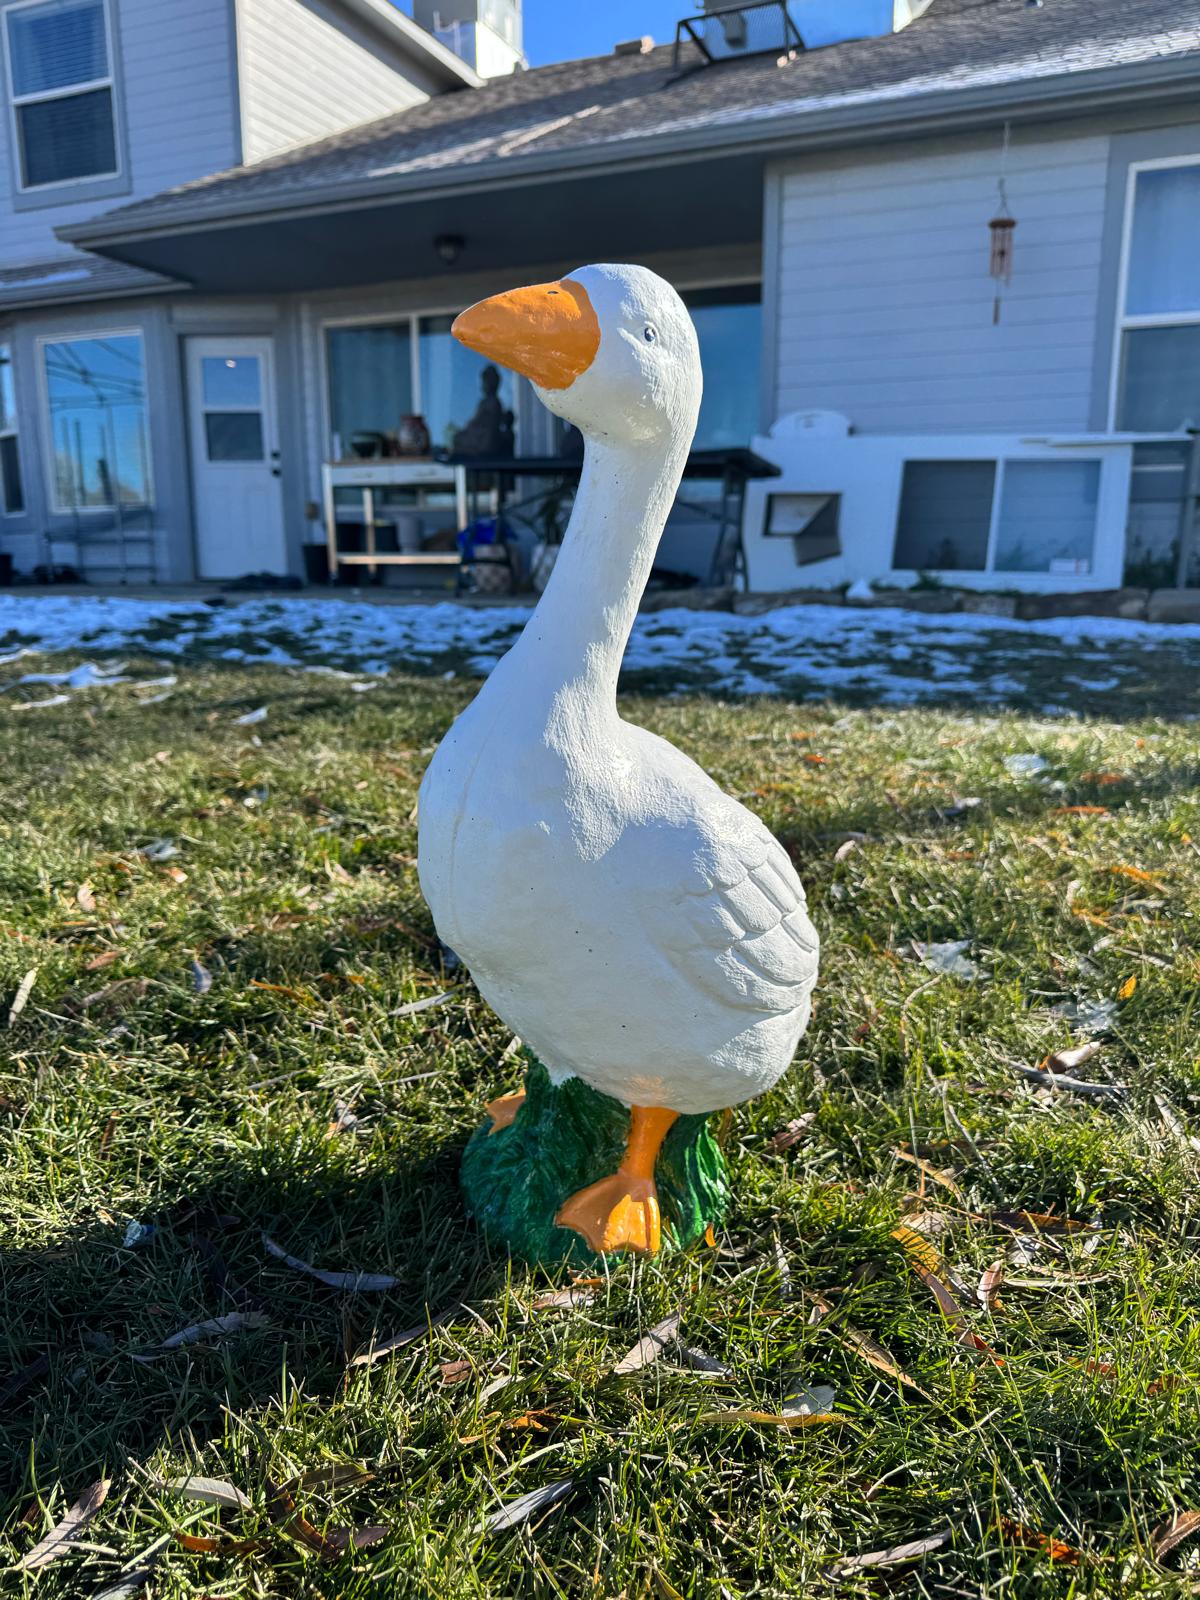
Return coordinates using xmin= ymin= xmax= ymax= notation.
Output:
xmin=993 ymin=459 xmax=1099 ymax=575
xmin=205 ymin=412 xmax=264 ymax=461
xmin=16 ymin=87 xmax=115 ymax=187
xmin=684 ymin=288 xmax=761 ymax=450
xmin=1126 ymin=165 xmax=1200 ymax=317
xmin=893 ymin=460 xmax=995 ymax=570
xmin=326 ymin=323 xmax=412 ymax=454
xmin=7 ymin=0 xmax=108 ymax=96
xmin=43 ymin=332 xmax=150 ymax=509
xmin=201 ymin=355 xmax=260 ymax=408
xmin=1118 ymin=325 xmax=1200 ymax=432
xmin=420 ymin=314 xmax=515 ymax=456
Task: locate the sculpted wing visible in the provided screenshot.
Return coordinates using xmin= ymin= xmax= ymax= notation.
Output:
xmin=639 ymin=787 xmax=819 ymax=1017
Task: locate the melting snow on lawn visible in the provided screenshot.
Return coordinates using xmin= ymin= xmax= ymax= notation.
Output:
xmin=2 ymin=592 xmax=1200 ymax=706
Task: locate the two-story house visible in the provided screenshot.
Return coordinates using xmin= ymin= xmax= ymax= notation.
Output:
xmin=3 ymin=0 xmax=1200 ymax=596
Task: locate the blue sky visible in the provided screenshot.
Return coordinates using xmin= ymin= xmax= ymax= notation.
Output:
xmin=522 ymin=0 xmax=687 ymax=65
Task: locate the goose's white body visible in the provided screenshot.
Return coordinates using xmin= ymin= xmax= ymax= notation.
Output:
xmin=418 ymin=264 xmax=817 ymax=1116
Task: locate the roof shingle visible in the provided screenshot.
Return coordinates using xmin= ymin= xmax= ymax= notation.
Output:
xmin=70 ymin=0 xmax=1200 ymax=237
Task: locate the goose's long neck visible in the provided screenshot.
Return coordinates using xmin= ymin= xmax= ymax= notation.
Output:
xmin=513 ymin=431 xmax=689 ymax=708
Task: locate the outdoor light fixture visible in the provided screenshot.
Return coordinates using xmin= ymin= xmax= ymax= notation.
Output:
xmin=435 ymin=234 xmax=465 ymax=264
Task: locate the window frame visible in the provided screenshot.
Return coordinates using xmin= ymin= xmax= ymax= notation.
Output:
xmin=317 ymin=276 xmax=764 ymax=459
xmin=1108 ymin=153 xmax=1200 ymax=432
xmin=890 ymin=453 xmax=1105 ymax=580
xmin=37 ymin=325 xmax=153 ymax=514
xmin=0 ymin=335 xmax=24 ymax=516
xmin=1 ymin=0 xmax=122 ymax=198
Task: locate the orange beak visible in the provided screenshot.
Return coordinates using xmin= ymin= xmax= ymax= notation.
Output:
xmin=451 ymin=277 xmax=600 ymax=390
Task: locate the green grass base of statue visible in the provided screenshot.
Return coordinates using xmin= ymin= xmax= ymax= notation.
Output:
xmin=461 ymin=1057 xmax=729 ymax=1267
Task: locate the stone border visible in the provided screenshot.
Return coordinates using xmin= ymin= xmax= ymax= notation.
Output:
xmin=640 ymin=586 xmax=1200 ymax=623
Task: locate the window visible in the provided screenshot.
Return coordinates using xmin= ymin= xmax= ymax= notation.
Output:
xmin=683 ymin=285 xmax=761 ymax=451
xmin=892 ymin=458 xmax=1102 ymax=577
xmin=4 ymin=0 xmax=118 ymax=191
xmin=0 ymin=341 xmax=23 ymax=513
xmin=893 ymin=460 xmax=995 ymax=571
xmin=42 ymin=331 xmax=150 ymax=510
xmin=1115 ymin=160 xmax=1200 ymax=431
xmin=325 ymin=315 xmax=516 ymax=459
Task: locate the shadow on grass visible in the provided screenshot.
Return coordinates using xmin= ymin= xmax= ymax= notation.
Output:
xmin=0 ymin=1133 xmax=511 ymax=1506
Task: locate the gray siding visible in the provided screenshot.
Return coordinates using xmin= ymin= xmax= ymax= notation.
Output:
xmin=768 ymin=130 xmax=1111 ymax=433
xmin=236 ymin=0 xmax=437 ymax=165
xmin=0 ymin=0 xmax=238 ymax=269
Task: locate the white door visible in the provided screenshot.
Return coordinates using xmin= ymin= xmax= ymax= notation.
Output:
xmin=186 ymin=336 xmax=287 ymax=578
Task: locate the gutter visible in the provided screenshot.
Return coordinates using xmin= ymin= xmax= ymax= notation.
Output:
xmin=61 ymin=49 xmax=1200 ymax=251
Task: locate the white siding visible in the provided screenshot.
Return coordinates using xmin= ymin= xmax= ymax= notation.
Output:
xmin=0 ymin=0 xmax=238 ymax=268
xmin=237 ymin=0 xmax=434 ymax=166
xmin=769 ymin=131 xmax=1111 ymax=434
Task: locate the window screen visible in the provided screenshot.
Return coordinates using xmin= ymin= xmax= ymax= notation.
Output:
xmin=892 ymin=460 xmax=995 ymax=571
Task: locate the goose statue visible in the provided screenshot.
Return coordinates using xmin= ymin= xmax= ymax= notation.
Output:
xmin=417 ymin=264 xmax=818 ymax=1257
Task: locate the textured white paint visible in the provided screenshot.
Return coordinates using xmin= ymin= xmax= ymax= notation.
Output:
xmin=237 ymin=0 xmax=432 ymax=165
xmin=770 ymin=132 xmax=1110 ymax=433
xmin=417 ymin=265 xmax=818 ymax=1115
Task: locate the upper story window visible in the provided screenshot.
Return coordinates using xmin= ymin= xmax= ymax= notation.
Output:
xmin=0 ymin=340 xmax=24 ymax=514
xmin=3 ymin=0 xmax=118 ymax=192
xmin=1115 ymin=159 xmax=1200 ymax=432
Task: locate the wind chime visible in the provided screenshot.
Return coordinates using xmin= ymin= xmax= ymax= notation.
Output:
xmin=989 ymin=121 xmax=1016 ymax=325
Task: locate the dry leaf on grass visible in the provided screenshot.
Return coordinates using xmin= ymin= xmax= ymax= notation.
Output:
xmin=678 ymin=1345 xmax=733 ymax=1378
xmin=1118 ymin=973 xmax=1138 ymax=1000
xmin=7 ymin=967 xmax=37 ymax=1027
xmin=1151 ymin=1510 xmax=1200 ymax=1563
xmin=250 ymin=980 xmax=317 ymax=1006
xmin=833 ymin=838 xmax=858 ymax=862
xmin=263 ymin=1233 xmax=398 ymax=1292
xmin=1044 ymin=1040 xmax=1103 ymax=1074
xmin=826 ymin=1527 xmax=951 ymax=1578
xmin=766 ymin=1113 xmax=817 ymax=1151
xmin=989 ymin=1211 xmax=1096 ymax=1236
xmin=894 ymin=1149 xmax=961 ymax=1196
xmin=613 ymin=1313 xmax=681 ymax=1374
xmin=1010 ymin=1061 xmax=1128 ymax=1099
xmin=978 ymin=1260 xmax=1004 ymax=1311
xmin=347 ymin=1309 xmax=455 ymax=1368
xmin=155 ymin=1475 xmax=252 ymax=1511
xmin=0 ymin=1351 xmax=50 ymax=1405
xmin=695 ymin=1408 xmax=845 ymax=1431
xmin=993 ymin=1516 xmax=1081 ymax=1564
xmin=328 ymin=1099 xmax=359 ymax=1136
xmin=175 ymin=1531 xmax=268 ymax=1555
xmin=85 ymin=950 xmax=120 ymax=972
xmin=485 ymin=1478 xmax=575 ymax=1533
xmin=804 ymin=1291 xmax=929 ymax=1396
xmin=132 ymin=1310 xmax=266 ymax=1360
xmin=76 ymin=882 xmax=97 ymax=912
xmin=17 ymin=1479 xmax=110 ymax=1570
xmin=529 ymin=1286 xmax=595 ymax=1312
xmin=389 ymin=990 xmax=454 ymax=1018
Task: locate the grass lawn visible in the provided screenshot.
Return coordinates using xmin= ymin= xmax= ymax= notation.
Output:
xmin=2 ymin=656 xmax=1199 ymax=1598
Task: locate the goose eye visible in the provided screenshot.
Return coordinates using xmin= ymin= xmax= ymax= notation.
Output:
xmin=643 ymin=324 xmax=658 ymax=344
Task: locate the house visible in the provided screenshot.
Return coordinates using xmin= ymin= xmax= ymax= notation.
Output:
xmin=1 ymin=0 xmax=1199 ymax=594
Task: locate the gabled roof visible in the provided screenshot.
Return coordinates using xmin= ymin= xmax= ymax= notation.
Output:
xmin=63 ymin=0 xmax=1200 ymax=249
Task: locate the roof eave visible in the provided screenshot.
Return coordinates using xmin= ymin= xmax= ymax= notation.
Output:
xmin=334 ymin=0 xmax=481 ymax=89
xmin=60 ymin=48 xmax=1200 ymax=253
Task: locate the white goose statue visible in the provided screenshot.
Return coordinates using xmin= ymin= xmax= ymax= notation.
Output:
xmin=417 ymin=263 xmax=818 ymax=1256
